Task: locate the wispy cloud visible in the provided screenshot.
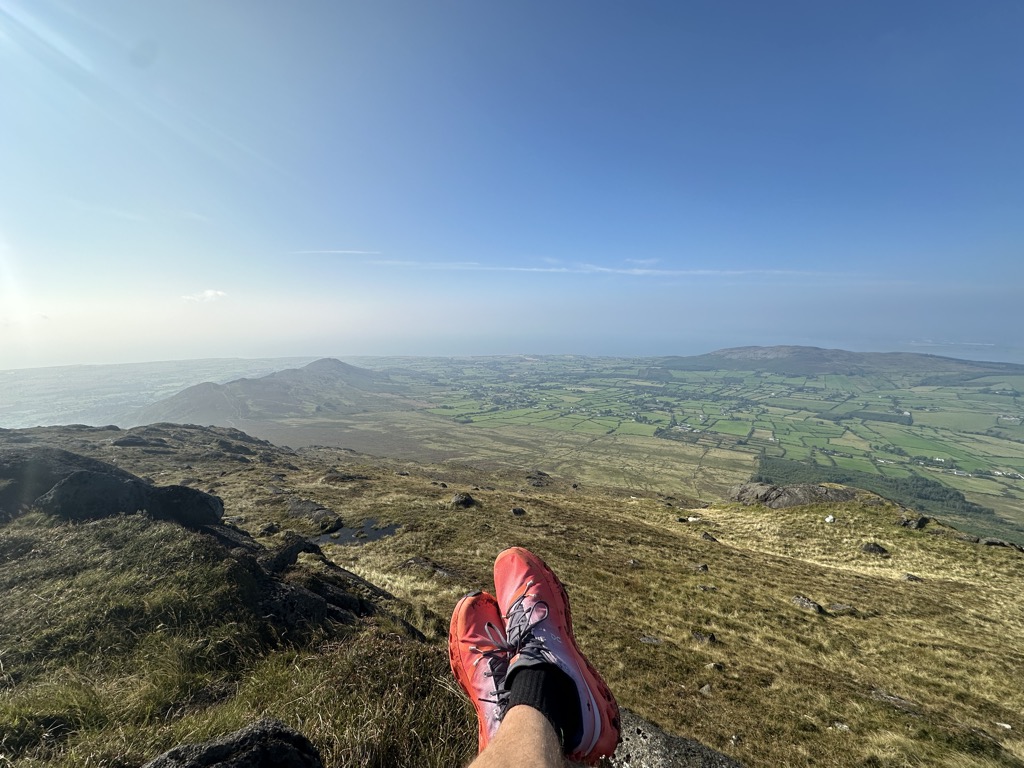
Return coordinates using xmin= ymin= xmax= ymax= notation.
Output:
xmin=280 ymin=247 xmax=836 ymax=279
xmin=181 ymin=289 xmax=226 ymax=303
xmin=290 ymin=249 xmax=382 ymax=255
xmin=362 ymin=259 xmax=827 ymax=278
xmin=574 ymin=263 xmax=823 ymax=277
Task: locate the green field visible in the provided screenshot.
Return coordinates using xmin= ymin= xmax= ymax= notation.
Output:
xmin=347 ymin=355 xmax=1024 ymax=544
xmin=168 ymin=352 xmax=1024 ymax=545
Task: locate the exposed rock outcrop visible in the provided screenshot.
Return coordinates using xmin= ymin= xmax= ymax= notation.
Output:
xmin=0 ymin=446 xmax=410 ymax=644
xmin=451 ymin=492 xmax=476 ymax=507
xmin=0 ymin=447 xmax=222 ymax=527
xmin=861 ymin=542 xmax=890 ymax=557
xmin=319 ymin=471 xmax=369 ymax=484
xmin=142 ymin=718 xmax=323 ymax=768
xmin=980 ymin=537 xmax=1024 ymax=552
xmin=527 ymin=469 xmax=550 ymax=487
xmin=792 ymin=595 xmax=825 ymax=614
xmin=730 ymin=483 xmax=858 ymax=509
xmin=0 ymin=447 xmax=135 ymax=519
xmin=286 ymin=497 xmax=343 ymax=533
xmin=610 ymin=709 xmax=745 ymax=767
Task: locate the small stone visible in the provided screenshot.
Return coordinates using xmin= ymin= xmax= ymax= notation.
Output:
xmin=697 ymin=584 xmax=718 ymax=592
xmin=639 ymin=635 xmax=662 ymax=645
xmin=511 ymin=507 xmax=526 ymax=517
xmin=792 ymin=595 xmax=824 ymax=614
xmin=698 ymin=684 xmax=712 ymax=696
xmin=831 ymin=722 xmax=851 ymax=732
xmin=627 ymin=558 xmax=642 ymax=568
xmin=825 ymin=515 xmax=836 ymax=523
xmin=902 ymin=573 xmax=924 ymax=582
xmin=692 ymin=631 xmax=718 ymax=645
xmin=705 ymin=662 xmax=723 ymax=671
xmin=438 ymin=482 xmax=448 ymax=488
xmin=257 ymin=522 xmax=281 ymax=537
xmin=692 ymin=563 xmax=709 ymax=573
xmin=730 ymin=734 xmax=742 ymax=746
xmin=451 ymin=492 xmax=476 ymax=508
xmin=996 ymin=722 xmax=1012 ymax=730
xmin=861 ymin=542 xmax=889 ymax=557
xmin=702 ymin=532 xmax=718 ymax=542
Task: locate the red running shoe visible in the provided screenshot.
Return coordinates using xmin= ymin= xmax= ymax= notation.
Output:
xmin=493 ymin=547 xmax=621 ymax=764
xmin=448 ymin=590 xmax=511 ymax=753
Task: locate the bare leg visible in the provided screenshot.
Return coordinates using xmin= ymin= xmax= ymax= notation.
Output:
xmin=468 ymin=705 xmax=566 ymax=768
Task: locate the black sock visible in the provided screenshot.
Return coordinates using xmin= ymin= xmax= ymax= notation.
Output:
xmin=506 ymin=664 xmax=582 ymax=752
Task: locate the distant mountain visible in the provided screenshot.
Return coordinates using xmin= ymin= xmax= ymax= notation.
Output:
xmin=658 ymin=345 xmax=1024 ymax=380
xmin=129 ymin=358 xmax=415 ymax=427
xmin=0 ymin=357 xmax=321 ymax=429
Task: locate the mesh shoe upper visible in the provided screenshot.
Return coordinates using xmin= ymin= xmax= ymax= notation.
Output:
xmin=494 ymin=547 xmax=621 ymax=764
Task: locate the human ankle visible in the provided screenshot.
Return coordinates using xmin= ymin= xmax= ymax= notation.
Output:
xmin=506 ymin=663 xmax=582 ymax=751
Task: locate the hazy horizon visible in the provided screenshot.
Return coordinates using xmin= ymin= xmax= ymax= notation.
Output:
xmin=4 ymin=339 xmax=1024 ymax=373
xmin=2 ymin=1 xmax=1021 ymax=370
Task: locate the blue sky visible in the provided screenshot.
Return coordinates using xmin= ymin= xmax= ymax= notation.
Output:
xmin=1 ymin=0 xmax=1022 ymax=368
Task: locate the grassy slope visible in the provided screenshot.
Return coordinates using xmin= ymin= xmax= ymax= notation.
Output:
xmin=2 ymin=428 xmax=1023 ymax=767
xmin=316 ymin=462 xmax=1024 ymax=768
xmin=0 ymin=512 xmax=473 ymax=768
xmin=252 ymin=410 xmax=755 ymax=502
